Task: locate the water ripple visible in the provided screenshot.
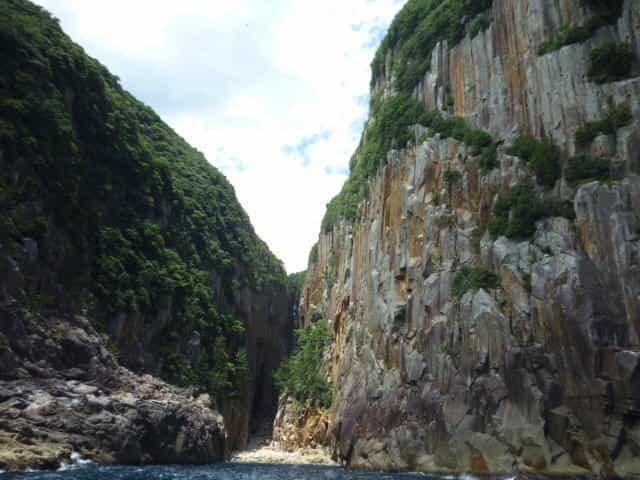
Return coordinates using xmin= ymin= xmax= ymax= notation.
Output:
xmin=0 ymin=463 xmax=469 ymax=480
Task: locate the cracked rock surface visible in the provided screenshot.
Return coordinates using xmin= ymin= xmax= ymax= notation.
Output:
xmin=0 ymin=311 xmax=226 ymax=471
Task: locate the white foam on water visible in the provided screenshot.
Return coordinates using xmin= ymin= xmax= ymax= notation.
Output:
xmin=70 ymin=451 xmax=94 ymax=466
xmin=458 ymin=474 xmax=478 ymax=480
xmin=58 ymin=451 xmax=95 ymax=471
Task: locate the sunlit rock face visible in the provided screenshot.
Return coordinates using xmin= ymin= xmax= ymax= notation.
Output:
xmin=296 ymin=0 xmax=640 ymax=476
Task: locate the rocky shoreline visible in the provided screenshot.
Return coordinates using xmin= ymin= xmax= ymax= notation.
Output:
xmin=0 ymin=311 xmax=227 ymax=471
xmin=0 ymin=373 xmax=226 ymax=471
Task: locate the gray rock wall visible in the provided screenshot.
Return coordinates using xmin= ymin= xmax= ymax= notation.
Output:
xmin=303 ymin=137 xmax=640 ymax=476
xmin=299 ymin=0 xmax=640 ymax=476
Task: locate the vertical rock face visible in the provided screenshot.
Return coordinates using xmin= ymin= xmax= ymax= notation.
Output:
xmin=299 ymin=0 xmax=640 ymax=476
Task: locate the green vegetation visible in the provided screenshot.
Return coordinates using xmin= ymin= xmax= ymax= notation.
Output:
xmin=359 ymin=94 xmax=426 ymax=179
xmin=539 ymin=20 xmax=600 ymax=56
xmin=418 ymin=110 xmax=495 ymax=155
xmin=443 ymin=168 xmax=462 ymax=184
xmin=506 ymin=136 xmax=561 ymax=188
xmin=538 ymin=4 xmax=623 ymax=57
xmin=445 ymin=82 xmax=455 ymax=108
xmin=309 ymin=243 xmax=319 ymax=265
xmin=575 ymin=104 xmax=633 ymax=146
xmin=325 ymin=250 xmax=337 ymax=290
xmin=479 ymin=143 xmax=498 ymax=172
xmin=0 ymin=0 xmax=287 ymax=404
xmin=565 ymin=155 xmax=611 ymax=183
xmin=488 ymin=181 xmax=575 ymax=239
xmin=287 ymin=271 xmax=307 ymax=297
xmin=469 ymin=11 xmax=493 ymax=39
xmin=471 ymin=227 xmax=485 ymax=255
xmin=452 ymin=266 xmax=500 ymax=298
xmin=443 ymin=167 xmax=462 ymax=205
xmin=610 ymin=161 xmax=627 ymax=181
xmin=370 ymin=0 xmax=493 ymax=93
xmin=393 ymin=304 xmax=408 ymax=325
xmin=274 ymin=320 xmax=332 ymax=408
xmin=161 ymin=317 xmax=249 ymax=399
xmin=588 ymin=42 xmax=634 ymax=84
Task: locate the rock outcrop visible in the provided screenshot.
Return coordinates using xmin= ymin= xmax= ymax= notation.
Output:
xmin=293 ymin=0 xmax=640 ymax=477
xmin=272 ymin=395 xmax=330 ymax=452
xmin=0 ymin=311 xmax=225 ymax=470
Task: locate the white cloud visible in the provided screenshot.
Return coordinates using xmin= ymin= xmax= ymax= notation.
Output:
xmin=35 ymin=0 xmax=406 ymax=272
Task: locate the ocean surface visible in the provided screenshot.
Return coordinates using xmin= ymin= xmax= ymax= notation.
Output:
xmin=0 ymin=463 xmax=514 ymax=480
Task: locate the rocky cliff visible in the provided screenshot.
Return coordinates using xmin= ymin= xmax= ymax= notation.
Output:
xmin=296 ymin=0 xmax=640 ymax=476
xmin=0 ymin=0 xmax=291 ymax=468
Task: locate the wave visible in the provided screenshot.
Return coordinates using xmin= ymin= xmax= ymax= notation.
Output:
xmin=57 ymin=452 xmax=95 ymax=471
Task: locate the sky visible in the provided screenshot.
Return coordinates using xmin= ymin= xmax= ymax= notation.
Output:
xmin=35 ymin=0 xmax=406 ymax=273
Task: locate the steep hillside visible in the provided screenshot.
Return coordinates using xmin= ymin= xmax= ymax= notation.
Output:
xmin=293 ymin=0 xmax=640 ymax=476
xmin=0 ymin=0 xmax=291 ymax=467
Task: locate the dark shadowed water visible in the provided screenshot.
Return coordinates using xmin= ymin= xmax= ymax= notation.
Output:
xmin=0 ymin=463 xmax=520 ymax=480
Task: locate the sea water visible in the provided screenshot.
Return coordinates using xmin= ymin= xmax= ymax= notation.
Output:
xmin=0 ymin=463 xmax=517 ymax=480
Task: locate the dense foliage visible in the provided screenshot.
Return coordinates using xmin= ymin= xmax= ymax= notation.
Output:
xmin=506 ymin=137 xmax=561 ymax=188
xmin=538 ymin=17 xmax=614 ymax=56
xmin=0 ymin=0 xmax=286 ymax=402
xmin=287 ymin=271 xmax=307 ymax=296
xmin=588 ymin=42 xmax=634 ymax=84
xmin=488 ymin=181 xmax=575 ymax=239
xmin=443 ymin=167 xmax=462 ymax=205
xmin=575 ymin=104 xmax=633 ymax=146
xmin=452 ymin=267 xmax=500 ymax=298
xmin=538 ymin=0 xmax=624 ymax=56
xmin=274 ymin=320 xmax=332 ymax=408
xmin=565 ymin=155 xmax=611 ymax=183
xmin=370 ymin=0 xmax=493 ymax=93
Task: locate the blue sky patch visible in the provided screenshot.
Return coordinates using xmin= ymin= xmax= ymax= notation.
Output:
xmin=282 ymin=130 xmax=333 ymax=166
